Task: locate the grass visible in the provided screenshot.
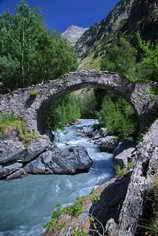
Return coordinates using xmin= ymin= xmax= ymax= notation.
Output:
xmin=79 ymin=54 xmax=102 ymax=71
xmin=44 ymin=189 xmax=100 ymax=231
xmin=0 ymin=113 xmax=38 ymax=145
xmin=29 ymin=90 xmax=39 ymax=96
xmin=116 ymin=161 xmax=134 ymax=178
xmin=138 ymin=177 xmax=158 ymax=235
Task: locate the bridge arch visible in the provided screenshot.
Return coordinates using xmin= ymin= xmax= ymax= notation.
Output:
xmin=0 ymin=70 xmax=153 ymax=134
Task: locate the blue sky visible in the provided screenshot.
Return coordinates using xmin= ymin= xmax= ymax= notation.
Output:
xmin=0 ymin=0 xmax=119 ymax=32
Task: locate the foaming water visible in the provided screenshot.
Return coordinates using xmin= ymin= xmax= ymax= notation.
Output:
xmin=0 ymin=119 xmax=114 ymax=235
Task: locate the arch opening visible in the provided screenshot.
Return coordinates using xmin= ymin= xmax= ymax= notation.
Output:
xmin=37 ymin=85 xmax=139 ymax=141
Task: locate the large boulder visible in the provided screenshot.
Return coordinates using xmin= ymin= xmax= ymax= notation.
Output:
xmin=98 ymin=136 xmax=119 ymax=153
xmin=24 ymin=146 xmax=93 ymax=175
xmin=0 ymin=139 xmax=25 ymax=164
xmin=113 ymin=140 xmax=136 ymax=170
xmin=0 ymin=136 xmax=49 ymax=165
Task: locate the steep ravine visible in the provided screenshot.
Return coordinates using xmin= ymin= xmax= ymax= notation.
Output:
xmin=45 ymin=119 xmax=158 ymax=236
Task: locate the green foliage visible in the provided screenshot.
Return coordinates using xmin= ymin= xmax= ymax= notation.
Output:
xmin=136 ymin=34 xmax=158 ymax=82
xmin=101 ymin=36 xmax=138 ymax=82
xmin=64 ymin=198 xmax=84 ymax=217
xmin=97 ymin=96 xmax=137 ymax=139
xmin=47 ymin=94 xmax=81 ymax=130
xmin=116 ymin=161 xmax=134 ymax=178
xmin=44 ymin=188 xmax=100 ymax=232
xmin=138 ymin=177 xmax=158 ymax=235
xmin=0 ymin=113 xmax=38 ymax=145
xmin=72 ymin=231 xmax=89 ymax=236
xmin=88 ymin=189 xmax=100 ymax=204
xmin=44 ymin=198 xmax=84 ymax=231
xmin=78 ymin=90 xmax=97 ymax=118
xmin=29 ymin=90 xmax=39 ymax=96
xmin=0 ymin=1 xmax=78 ymax=91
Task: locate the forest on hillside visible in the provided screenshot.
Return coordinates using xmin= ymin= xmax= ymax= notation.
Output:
xmin=0 ymin=1 xmax=158 ymax=141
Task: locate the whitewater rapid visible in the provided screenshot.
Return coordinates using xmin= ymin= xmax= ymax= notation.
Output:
xmin=0 ymin=119 xmax=114 ymax=236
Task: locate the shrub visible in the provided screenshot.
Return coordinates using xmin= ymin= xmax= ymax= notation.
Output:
xmin=47 ymin=94 xmax=81 ymax=130
xmin=137 ymin=34 xmax=158 ymax=82
xmin=97 ymin=96 xmax=137 ymax=139
xmin=29 ymin=90 xmax=39 ymax=96
xmin=138 ymin=177 xmax=158 ymax=235
xmin=101 ymin=36 xmax=138 ymax=82
xmin=0 ymin=113 xmax=38 ymax=145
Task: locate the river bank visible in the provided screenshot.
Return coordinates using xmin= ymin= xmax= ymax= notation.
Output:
xmin=0 ymin=119 xmax=115 ymax=235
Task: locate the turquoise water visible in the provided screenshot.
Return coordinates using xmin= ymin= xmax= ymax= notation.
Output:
xmin=0 ymin=119 xmax=114 ymax=235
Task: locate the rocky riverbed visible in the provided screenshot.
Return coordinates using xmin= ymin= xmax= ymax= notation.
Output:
xmin=0 ymin=119 xmax=115 ymax=235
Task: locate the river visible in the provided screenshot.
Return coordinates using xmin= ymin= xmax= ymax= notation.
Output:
xmin=0 ymin=119 xmax=114 ymax=236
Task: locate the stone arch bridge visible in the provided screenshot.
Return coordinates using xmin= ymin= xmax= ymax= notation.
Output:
xmin=0 ymin=70 xmax=157 ymax=134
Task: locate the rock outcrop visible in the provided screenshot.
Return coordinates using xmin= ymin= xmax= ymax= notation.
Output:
xmin=76 ymin=0 xmax=158 ymax=58
xmin=62 ymin=25 xmax=88 ymax=46
xmin=24 ymin=146 xmax=92 ymax=175
xmin=90 ymin=119 xmax=158 ymax=236
xmin=0 ymin=133 xmax=92 ymax=180
xmin=44 ymin=119 xmax=158 ymax=236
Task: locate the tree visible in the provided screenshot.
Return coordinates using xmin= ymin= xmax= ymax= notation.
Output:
xmin=101 ymin=36 xmax=138 ymax=82
xmin=97 ymin=96 xmax=137 ymax=139
xmin=0 ymin=1 xmax=78 ymax=91
xmin=136 ymin=34 xmax=158 ymax=82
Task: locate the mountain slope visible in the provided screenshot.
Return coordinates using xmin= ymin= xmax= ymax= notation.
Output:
xmin=62 ymin=25 xmax=88 ymax=46
xmin=76 ymin=0 xmax=158 ymax=59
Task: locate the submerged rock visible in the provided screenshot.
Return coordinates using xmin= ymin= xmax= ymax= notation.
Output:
xmin=25 ymin=146 xmax=93 ymax=175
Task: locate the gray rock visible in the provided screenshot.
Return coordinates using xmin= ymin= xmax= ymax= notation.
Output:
xmin=6 ymin=168 xmax=27 ymax=180
xmin=20 ymin=137 xmax=50 ymax=163
xmin=90 ymin=174 xmax=131 ymax=235
xmin=116 ymin=120 xmax=158 ymax=235
xmin=79 ymin=126 xmax=99 ymax=138
xmin=0 ymin=137 xmax=49 ymax=165
xmin=99 ymin=136 xmax=119 ymax=153
xmin=100 ymin=128 xmax=108 ymax=137
xmin=25 ymin=146 xmax=93 ymax=175
xmin=62 ymin=25 xmax=88 ymax=46
xmin=113 ymin=140 xmax=136 ymax=170
xmin=0 ymin=163 xmax=23 ymax=179
xmin=0 ymin=140 xmax=25 ymax=164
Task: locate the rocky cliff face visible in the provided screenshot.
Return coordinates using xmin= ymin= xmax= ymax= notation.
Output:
xmin=44 ymin=118 xmax=158 ymax=236
xmin=76 ymin=0 xmax=158 ymax=58
xmin=62 ymin=25 xmax=88 ymax=46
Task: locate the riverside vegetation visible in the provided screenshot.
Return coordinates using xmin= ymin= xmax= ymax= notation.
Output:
xmin=0 ymin=0 xmax=158 ymax=235
xmin=0 ymin=1 xmax=157 ymax=142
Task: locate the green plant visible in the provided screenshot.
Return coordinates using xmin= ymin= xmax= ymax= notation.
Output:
xmin=29 ymin=90 xmax=39 ymax=96
xmin=44 ymin=198 xmax=84 ymax=231
xmin=97 ymin=96 xmax=137 ymax=140
xmin=116 ymin=161 xmax=134 ymax=178
xmin=0 ymin=1 xmax=78 ymax=92
xmin=116 ymin=167 xmax=129 ymax=178
xmin=47 ymin=93 xmax=81 ymax=130
xmin=137 ymin=33 xmax=158 ymax=82
xmin=0 ymin=113 xmax=38 ymax=145
xmin=88 ymin=189 xmax=100 ymax=204
xmin=101 ymin=36 xmax=138 ymax=82
xmin=72 ymin=230 xmax=89 ymax=236
xmin=44 ymin=188 xmax=101 ymax=232
xmin=78 ymin=90 xmax=97 ymax=118
xmin=138 ymin=177 xmax=158 ymax=235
